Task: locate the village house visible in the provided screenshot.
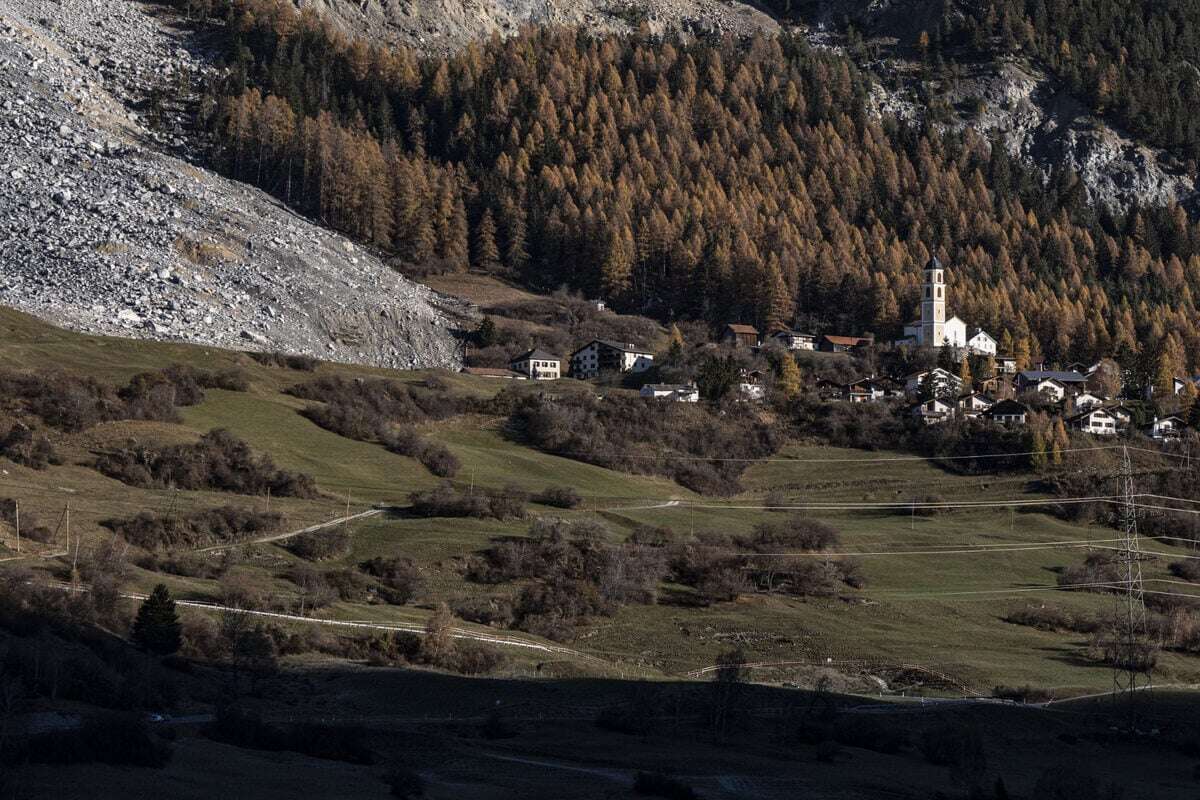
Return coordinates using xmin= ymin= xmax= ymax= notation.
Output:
xmin=1067 ymin=407 xmax=1119 ymax=436
xmin=569 ymin=339 xmax=654 ymax=379
xmin=904 ymin=367 xmax=964 ymax=398
xmin=842 ymin=378 xmax=888 ymax=403
xmin=640 ymin=383 xmax=699 ymax=403
xmin=722 ymin=324 xmax=760 ymax=348
xmin=737 ymin=382 xmax=766 ymax=401
xmin=995 ymin=355 xmax=1018 ymax=375
xmin=983 ymin=399 xmax=1029 ymax=426
xmin=508 ymin=348 xmax=562 ymax=380
xmin=1070 ymin=391 xmax=1106 ymax=411
xmin=1016 ymin=370 xmax=1087 ymax=400
xmin=769 ymin=329 xmax=816 ymax=351
xmin=815 ymin=378 xmax=842 ymax=400
xmin=911 ymin=398 xmax=954 ymax=424
xmin=819 ymin=334 xmax=873 ymax=353
xmin=1144 ymin=415 xmax=1186 ymax=440
xmin=957 ymin=392 xmax=995 ymax=417
xmin=967 ymin=329 xmax=997 ymax=356
xmin=1106 ymin=404 xmax=1136 ymax=428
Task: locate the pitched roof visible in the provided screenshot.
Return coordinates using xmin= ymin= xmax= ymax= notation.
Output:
xmin=1066 ymin=407 xmax=1116 ymax=423
xmin=985 ymin=399 xmax=1029 ymax=416
xmin=724 ymin=323 xmax=759 ymax=335
xmin=1018 ymin=370 xmax=1087 ymax=383
xmin=642 ymin=383 xmax=694 ymax=392
xmin=771 ymin=328 xmax=815 ymax=338
xmin=510 ymin=348 xmax=560 ymax=363
xmin=571 ymin=339 xmax=653 ymax=356
xmin=822 ymin=334 xmax=872 ymax=346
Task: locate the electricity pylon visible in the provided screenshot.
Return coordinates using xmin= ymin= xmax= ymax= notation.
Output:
xmin=1111 ymin=445 xmax=1151 ymax=728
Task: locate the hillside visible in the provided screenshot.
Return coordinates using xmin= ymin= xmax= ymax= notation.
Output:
xmin=0 ymin=0 xmax=468 ymax=369
xmin=2 ymin=306 xmax=1197 ymax=695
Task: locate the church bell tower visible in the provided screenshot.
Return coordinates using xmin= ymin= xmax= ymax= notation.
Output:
xmin=921 ymin=257 xmax=946 ymax=347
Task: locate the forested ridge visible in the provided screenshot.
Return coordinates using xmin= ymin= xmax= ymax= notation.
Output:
xmin=179 ymin=0 xmax=1200 ymax=373
xmin=937 ymin=0 xmax=1200 ymax=164
xmin=773 ymin=0 xmax=1200 ymax=165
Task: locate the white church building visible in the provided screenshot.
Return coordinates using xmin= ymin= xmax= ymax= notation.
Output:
xmin=901 ymin=258 xmax=994 ymax=354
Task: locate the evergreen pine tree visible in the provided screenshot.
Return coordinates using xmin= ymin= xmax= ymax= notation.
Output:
xmin=131 ymin=583 xmax=182 ymax=656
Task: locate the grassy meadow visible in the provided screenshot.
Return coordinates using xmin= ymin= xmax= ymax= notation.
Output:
xmin=1 ymin=307 xmax=1198 ymax=695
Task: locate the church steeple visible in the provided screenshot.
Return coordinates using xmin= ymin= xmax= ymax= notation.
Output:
xmin=921 ymin=257 xmax=946 ymax=347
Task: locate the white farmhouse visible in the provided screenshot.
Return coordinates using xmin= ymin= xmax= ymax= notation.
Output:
xmin=769 ymin=329 xmax=816 ymax=351
xmin=1144 ymin=416 xmax=1186 ymax=440
xmin=911 ymin=398 xmax=954 ymax=424
xmin=1068 ymin=408 xmax=1119 ymax=436
xmin=509 ymin=348 xmax=562 ymax=380
xmin=967 ymin=329 xmax=997 ymax=356
xmin=569 ymin=339 xmax=654 ymax=379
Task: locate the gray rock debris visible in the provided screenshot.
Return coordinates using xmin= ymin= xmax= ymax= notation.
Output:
xmin=0 ymin=0 xmax=469 ymax=370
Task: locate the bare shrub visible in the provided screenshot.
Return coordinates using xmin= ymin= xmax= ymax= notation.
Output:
xmin=287 ymin=526 xmax=351 ymax=561
xmin=358 ymin=557 xmax=424 ymax=604
xmin=0 ymin=423 xmax=58 ymax=469
xmin=95 ymin=429 xmax=318 ymax=498
xmin=247 ymin=351 xmax=319 ymax=371
xmin=103 ymin=506 xmax=282 ymax=550
xmin=408 ymin=483 xmax=525 ymax=520
xmin=534 ymin=485 xmax=583 ymax=508
xmin=739 ymin=516 xmax=839 ymax=552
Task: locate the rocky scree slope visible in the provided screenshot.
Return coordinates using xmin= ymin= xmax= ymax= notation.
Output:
xmin=299 ymin=0 xmax=777 ymax=55
xmin=0 ymin=0 xmax=468 ymax=369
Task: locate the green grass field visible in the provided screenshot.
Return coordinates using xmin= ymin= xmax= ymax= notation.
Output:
xmin=2 ymin=307 xmax=1198 ymax=695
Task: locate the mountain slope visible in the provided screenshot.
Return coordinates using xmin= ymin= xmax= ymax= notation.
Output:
xmin=0 ymin=0 xmax=468 ymax=369
xmin=799 ymin=0 xmax=1198 ymax=213
xmin=300 ymin=0 xmax=778 ymax=54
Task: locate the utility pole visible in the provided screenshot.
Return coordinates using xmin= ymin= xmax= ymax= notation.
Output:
xmin=1111 ymin=445 xmax=1151 ymax=730
xmin=13 ymin=500 xmax=18 ymax=554
xmin=345 ymin=488 xmax=351 ymax=518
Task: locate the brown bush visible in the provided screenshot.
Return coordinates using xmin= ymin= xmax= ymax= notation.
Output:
xmin=247 ymin=351 xmax=319 ymax=371
xmin=287 ymin=526 xmax=351 ymax=561
xmin=534 ymin=485 xmax=583 ymax=509
xmin=0 ymin=423 xmax=59 ymax=469
xmin=358 ymin=557 xmax=424 ymax=604
xmin=739 ymin=516 xmax=839 ymax=552
xmin=103 ymin=506 xmax=282 ymax=550
xmin=510 ymin=393 xmax=781 ymax=495
xmin=95 ymin=429 xmax=318 ymax=498
xmin=408 ymin=482 xmax=525 ymax=520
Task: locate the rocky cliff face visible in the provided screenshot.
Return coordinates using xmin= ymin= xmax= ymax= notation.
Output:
xmin=804 ymin=0 xmax=1197 ymax=213
xmin=0 ymin=0 xmax=469 ymax=369
xmin=300 ymin=0 xmax=777 ymax=54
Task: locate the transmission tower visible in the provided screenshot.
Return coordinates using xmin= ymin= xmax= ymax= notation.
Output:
xmin=1110 ymin=445 xmax=1151 ymax=726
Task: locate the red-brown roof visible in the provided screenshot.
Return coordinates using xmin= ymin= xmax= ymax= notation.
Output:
xmin=725 ymin=324 xmax=759 ymax=334
xmin=823 ymin=335 xmax=871 ymax=346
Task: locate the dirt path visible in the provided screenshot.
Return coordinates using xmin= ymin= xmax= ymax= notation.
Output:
xmin=194 ymin=508 xmax=383 ymax=552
